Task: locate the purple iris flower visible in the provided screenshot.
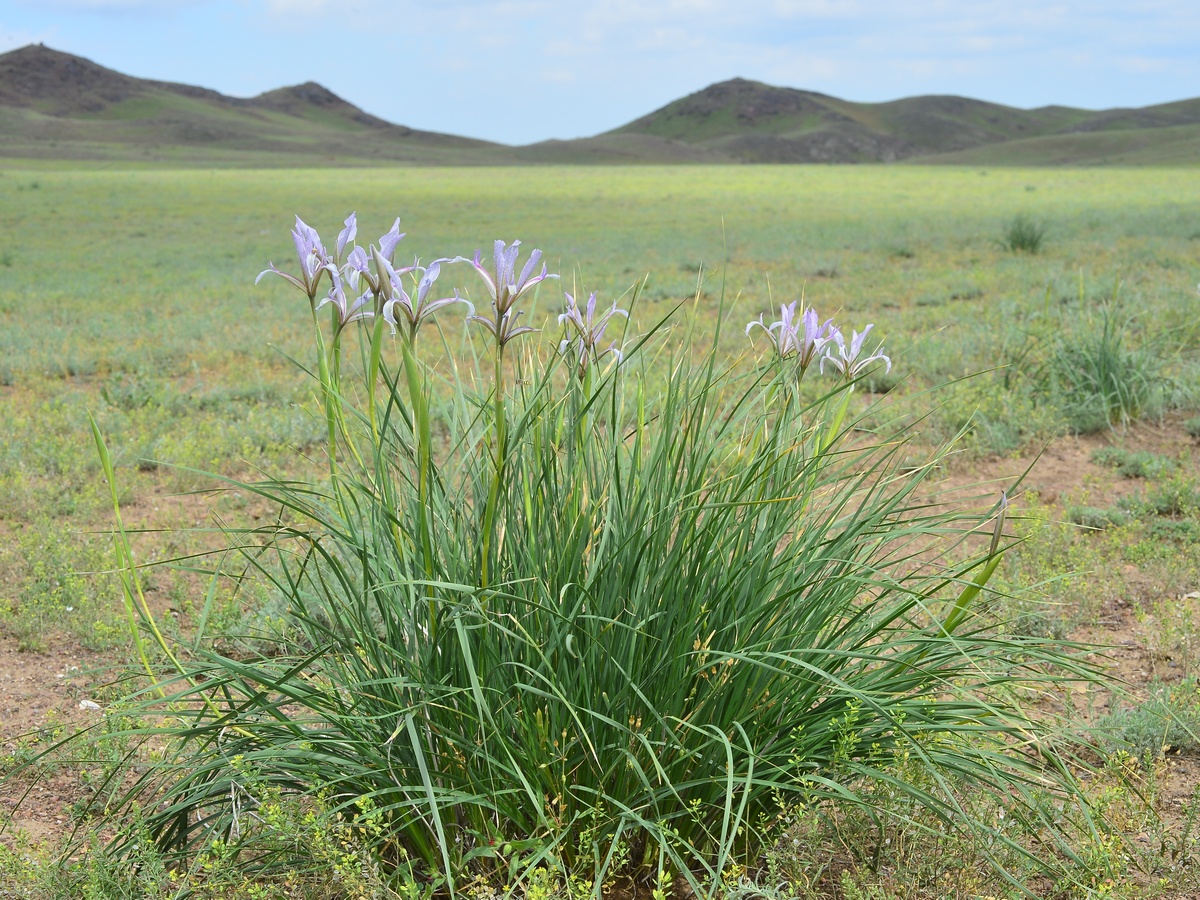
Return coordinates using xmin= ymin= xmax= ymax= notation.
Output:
xmin=256 ymin=215 xmax=335 ymax=302
xmin=359 ymin=247 xmax=420 ymax=313
xmin=344 ymin=245 xmax=371 ymax=289
xmin=383 ymin=260 xmax=474 ymax=340
xmin=558 ymin=291 xmax=628 ymax=374
xmin=467 ymin=305 xmax=538 ymax=349
xmin=460 ymin=240 xmax=558 ymax=316
xmin=340 ymin=219 xmax=415 ymax=314
xmin=316 ymin=268 xmax=374 ymax=334
xmin=821 ymin=324 xmax=892 ymax=380
xmin=746 ymin=302 xmax=834 ymax=370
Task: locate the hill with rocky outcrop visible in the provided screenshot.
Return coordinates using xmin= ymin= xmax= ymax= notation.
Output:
xmin=1 ymin=46 xmax=1196 ymax=166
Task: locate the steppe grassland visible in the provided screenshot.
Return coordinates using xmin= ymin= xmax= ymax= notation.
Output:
xmin=2 ymin=162 xmax=1198 ymax=652
xmin=2 ymin=164 xmax=1200 ymax=895
xmin=3 ymin=163 xmax=1197 ymax=483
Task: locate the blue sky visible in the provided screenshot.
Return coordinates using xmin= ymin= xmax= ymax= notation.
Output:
xmin=2 ymin=0 xmax=1198 ymax=144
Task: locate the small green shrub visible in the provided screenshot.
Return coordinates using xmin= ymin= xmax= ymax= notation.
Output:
xmin=1185 ymin=416 xmax=1200 ymax=439
xmin=1067 ymin=505 xmax=1129 ymax=531
xmin=860 ymin=367 xmax=903 ymax=394
xmin=949 ymin=286 xmax=984 ymax=301
xmin=1143 ymin=472 xmax=1200 ymax=517
xmin=999 ymin=214 xmax=1046 ymax=254
xmin=1144 ymin=518 xmax=1200 ymax=543
xmin=929 ymin=377 xmax=1059 ymax=455
xmin=1091 ymin=446 xmax=1175 ymax=479
xmin=1098 ymin=678 xmax=1200 ymax=757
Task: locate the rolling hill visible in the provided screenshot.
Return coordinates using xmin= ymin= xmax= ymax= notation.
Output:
xmin=1 ymin=45 xmax=1197 ymax=166
xmin=0 ymin=44 xmax=511 ymax=165
xmin=590 ymin=78 xmax=1200 ymax=165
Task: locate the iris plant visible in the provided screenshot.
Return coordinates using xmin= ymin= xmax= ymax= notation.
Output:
xmin=316 ymin=270 xmax=374 ymax=336
xmin=383 ymin=261 xmax=472 ymax=342
xmin=256 ymin=216 xmax=335 ymax=307
xmin=461 ymin=242 xmax=555 ymax=350
xmin=745 ymin=302 xmax=834 ymax=372
xmin=747 ymin=303 xmax=890 ymax=383
xmin=558 ymin=290 xmax=627 ymax=379
xmin=461 ymin=240 xmax=557 ymax=317
xmin=90 ymin=214 xmax=1096 ymax=900
xmin=822 ymin=324 xmax=892 ymax=380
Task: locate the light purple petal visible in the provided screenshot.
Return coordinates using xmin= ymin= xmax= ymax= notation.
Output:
xmin=516 ymin=248 xmax=542 ymax=289
xmin=418 ymin=295 xmax=469 ymax=320
xmin=468 ymin=249 xmax=498 ymax=301
xmin=346 ymin=245 xmax=370 ymax=273
xmin=850 ymin=324 xmax=873 ymax=360
xmin=378 ymin=219 xmax=404 ymax=261
xmin=337 ymin=212 xmax=357 ymax=260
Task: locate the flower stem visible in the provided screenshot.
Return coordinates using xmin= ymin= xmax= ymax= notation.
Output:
xmin=401 ymin=337 xmax=437 ymax=640
xmin=480 ymin=344 xmax=507 ymax=590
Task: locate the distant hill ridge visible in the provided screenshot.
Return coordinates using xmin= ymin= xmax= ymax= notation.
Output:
xmin=1 ymin=44 xmax=1197 ymax=166
xmin=0 ymin=44 xmax=503 ymax=164
xmin=597 ymin=77 xmax=1200 ymax=163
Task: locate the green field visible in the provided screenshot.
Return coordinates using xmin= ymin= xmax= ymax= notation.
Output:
xmin=3 ymin=165 xmax=1200 ymax=898
xmin=3 ymin=165 xmax=1198 ymax=486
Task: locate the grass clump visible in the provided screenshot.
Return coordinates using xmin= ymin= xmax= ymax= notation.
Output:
xmin=1045 ymin=302 xmax=1165 ymax=432
xmin=999 ymin=213 xmax=1046 ymax=254
xmin=66 ymin=218 xmax=1105 ymax=898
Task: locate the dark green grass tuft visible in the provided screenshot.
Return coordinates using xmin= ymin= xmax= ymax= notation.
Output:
xmin=1067 ymin=505 xmax=1129 ymax=531
xmin=999 ymin=213 xmax=1046 ymax=253
xmin=1045 ymin=303 xmax=1165 ymax=432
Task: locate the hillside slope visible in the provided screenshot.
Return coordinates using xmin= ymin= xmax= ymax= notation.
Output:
xmin=0 ymin=44 xmax=509 ymax=165
xmin=608 ymin=78 xmax=1200 ymax=165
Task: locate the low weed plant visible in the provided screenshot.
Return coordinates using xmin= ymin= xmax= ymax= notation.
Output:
xmin=78 ymin=216 xmax=1103 ymax=897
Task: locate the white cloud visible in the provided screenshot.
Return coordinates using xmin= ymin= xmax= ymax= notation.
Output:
xmin=35 ymin=0 xmax=205 ymax=9
xmin=262 ymin=0 xmax=330 ymax=12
